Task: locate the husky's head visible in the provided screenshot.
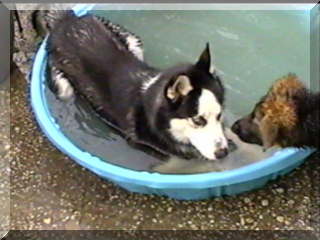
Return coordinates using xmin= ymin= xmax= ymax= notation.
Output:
xmin=144 ymin=43 xmax=228 ymax=160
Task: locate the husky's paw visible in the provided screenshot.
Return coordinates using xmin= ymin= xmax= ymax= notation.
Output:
xmin=124 ymin=128 xmax=137 ymax=142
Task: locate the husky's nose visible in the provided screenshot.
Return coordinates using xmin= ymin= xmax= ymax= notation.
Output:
xmin=214 ymin=148 xmax=228 ymax=159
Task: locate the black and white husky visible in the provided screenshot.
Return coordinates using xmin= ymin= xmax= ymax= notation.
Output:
xmin=47 ymin=12 xmax=229 ymax=161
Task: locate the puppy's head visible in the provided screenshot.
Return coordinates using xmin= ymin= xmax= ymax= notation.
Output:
xmin=231 ymin=73 xmax=305 ymax=150
xmin=152 ymin=43 xmax=228 ymax=160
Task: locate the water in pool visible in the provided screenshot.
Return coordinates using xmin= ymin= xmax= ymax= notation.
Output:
xmin=45 ymin=9 xmax=310 ymax=174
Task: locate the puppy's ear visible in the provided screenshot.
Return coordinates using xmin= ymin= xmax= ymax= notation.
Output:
xmin=196 ymin=42 xmax=211 ymax=72
xmin=259 ymin=116 xmax=279 ymax=151
xmin=166 ymin=75 xmax=193 ymax=101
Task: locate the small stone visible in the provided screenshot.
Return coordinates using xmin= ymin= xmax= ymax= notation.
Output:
xmin=288 ymin=200 xmax=295 ymax=205
xmin=240 ymin=217 xmax=245 ymax=226
xmin=276 ymin=188 xmax=284 ymax=194
xmin=4 ymin=144 xmax=10 ymax=151
xmin=43 ymin=218 xmax=51 ymax=224
xmin=303 ymin=196 xmax=310 ymax=203
xmin=191 ymin=224 xmax=197 ymax=229
xmin=246 ymin=218 xmax=254 ymax=224
xmin=208 ymin=207 xmax=213 ymax=211
xmin=167 ymin=207 xmax=173 ymax=213
xmin=276 ymin=216 xmax=284 ymax=223
xmin=261 ymin=199 xmax=269 ymax=206
xmin=285 ymin=220 xmax=291 ymax=225
xmin=152 ymin=218 xmax=157 ymax=223
xmin=244 ymin=197 xmax=251 ymax=204
xmin=14 ymin=127 xmax=20 ymax=133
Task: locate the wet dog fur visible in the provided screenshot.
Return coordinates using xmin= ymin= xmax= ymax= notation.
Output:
xmin=47 ymin=12 xmax=229 ymax=161
xmin=232 ymin=73 xmax=320 ymax=150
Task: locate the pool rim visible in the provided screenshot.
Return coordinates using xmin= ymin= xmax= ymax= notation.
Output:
xmin=30 ymin=5 xmax=315 ymax=190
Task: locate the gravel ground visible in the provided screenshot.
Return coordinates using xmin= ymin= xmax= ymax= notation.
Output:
xmin=0 ymin=74 xmax=10 ymax=236
xmin=3 ymin=230 xmax=320 ymax=240
xmin=9 ymin=62 xmax=320 ymax=238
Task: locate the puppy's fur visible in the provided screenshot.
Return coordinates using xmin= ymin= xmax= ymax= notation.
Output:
xmin=232 ymin=73 xmax=320 ymax=150
xmin=47 ymin=12 xmax=229 ymax=160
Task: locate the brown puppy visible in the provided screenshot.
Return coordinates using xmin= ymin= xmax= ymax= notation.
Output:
xmin=231 ymin=73 xmax=320 ymax=150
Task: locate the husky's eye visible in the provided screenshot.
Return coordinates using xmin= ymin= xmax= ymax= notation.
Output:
xmin=192 ymin=116 xmax=207 ymax=127
xmin=217 ymin=113 xmax=222 ymax=121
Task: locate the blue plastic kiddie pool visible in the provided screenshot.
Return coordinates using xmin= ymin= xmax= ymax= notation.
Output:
xmin=30 ymin=5 xmax=315 ymax=200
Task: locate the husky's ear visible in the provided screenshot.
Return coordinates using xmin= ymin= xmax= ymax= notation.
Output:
xmin=259 ymin=116 xmax=279 ymax=151
xmin=196 ymin=42 xmax=211 ymax=72
xmin=166 ymin=75 xmax=193 ymax=101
